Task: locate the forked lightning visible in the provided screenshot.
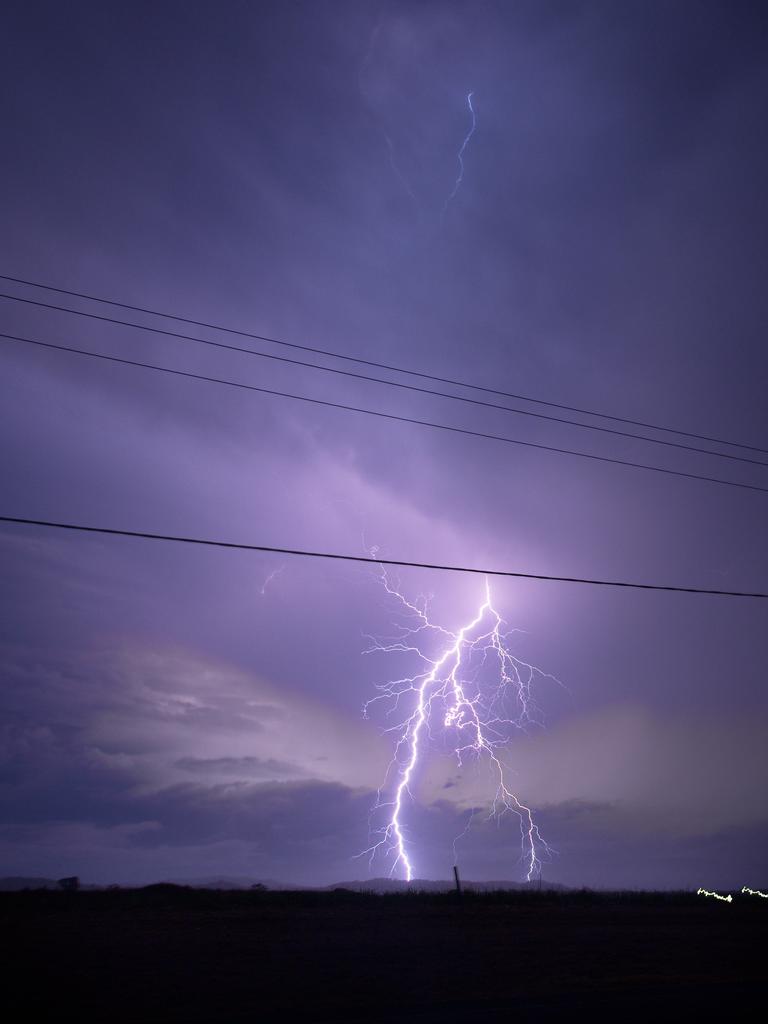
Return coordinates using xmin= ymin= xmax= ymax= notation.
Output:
xmin=360 ymin=568 xmax=558 ymax=882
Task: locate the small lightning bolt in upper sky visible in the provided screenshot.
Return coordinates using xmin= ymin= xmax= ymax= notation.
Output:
xmin=441 ymin=91 xmax=478 ymax=219
xmin=259 ymin=565 xmax=285 ymax=597
xmin=359 ymin=565 xmax=558 ymax=883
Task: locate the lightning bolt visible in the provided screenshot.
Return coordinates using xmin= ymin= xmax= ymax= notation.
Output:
xmin=359 ymin=567 xmax=558 ymax=883
xmin=742 ymin=886 xmax=768 ymax=898
xmin=259 ymin=565 xmax=285 ymax=596
xmin=697 ymin=888 xmax=733 ymax=902
xmin=441 ymin=91 xmax=477 ymax=219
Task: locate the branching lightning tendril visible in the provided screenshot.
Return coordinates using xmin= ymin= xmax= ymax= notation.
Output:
xmin=742 ymin=886 xmax=768 ymax=898
xmin=259 ymin=565 xmax=285 ymax=596
xmin=359 ymin=566 xmax=558 ymax=883
xmin=441 ymin=92 xmax=477 ymax=219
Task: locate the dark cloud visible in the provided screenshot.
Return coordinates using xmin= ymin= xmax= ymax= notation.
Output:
xmin=2 ymin=776 xmax=763 ymax=889
xmin=175 ymin=756 xmax=306 ymax=778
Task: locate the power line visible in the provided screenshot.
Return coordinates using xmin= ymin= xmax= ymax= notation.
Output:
xmin=1 ymin=515 xmax=765 ymax=598
xmin=3 ymin=329 xmax=768 ymax=495
xmin=2 ymin=271 xmax=766 ymax=457
xmin=2 ymin=290 xmax=766 ymax=471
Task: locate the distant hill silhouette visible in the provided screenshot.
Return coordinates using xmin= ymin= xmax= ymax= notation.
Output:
xmin=162 ymin=875 xmax=568 ymax=893
xmin=163 ymin=875 xmax=305 ymax=890
xmin=0 ymin=877 xmax=60 ymax=891
xmin=325 ymin=878 xmax=568 ymax=894
xmin=1 ymin=874 xmax=568 ymax=893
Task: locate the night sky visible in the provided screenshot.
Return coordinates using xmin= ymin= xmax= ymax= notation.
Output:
xmin=1 ymin=0 xmax=766 ymax=889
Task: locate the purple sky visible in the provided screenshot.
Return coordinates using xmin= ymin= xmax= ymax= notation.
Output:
xmin=1 ymin=0 xmax=767 ymax=888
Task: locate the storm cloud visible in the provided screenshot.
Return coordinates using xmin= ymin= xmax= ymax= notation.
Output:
xmin=1 ymin=0 xmax=766 ymax=887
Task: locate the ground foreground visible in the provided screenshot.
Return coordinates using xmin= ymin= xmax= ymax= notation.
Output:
xmin=1 ymin=888 xmax=763 ymax=1021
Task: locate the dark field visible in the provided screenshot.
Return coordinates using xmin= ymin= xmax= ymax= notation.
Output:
xmin=2 ymin=888 xmax=763 ymax=1021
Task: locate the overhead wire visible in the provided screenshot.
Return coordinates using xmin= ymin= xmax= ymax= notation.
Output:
xmin=1 ymin=515 xmax=765 ymax=598
xmin=2 ymin=329 xmax=768 ymax=495
xmin=2 ymin=272 xmax=766 ymax=456
xmin=1 ymin=290 xmax=766 ymax=470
